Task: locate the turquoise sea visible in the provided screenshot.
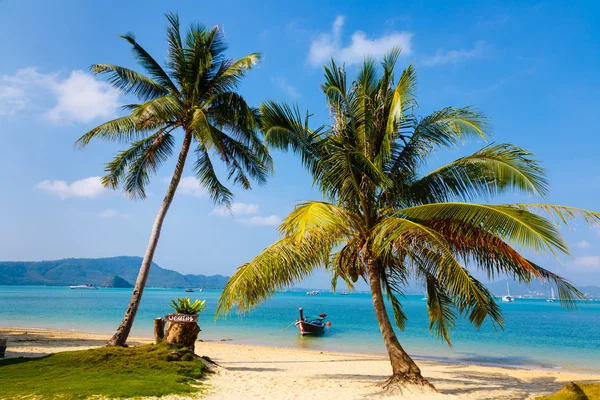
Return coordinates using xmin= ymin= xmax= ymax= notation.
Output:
xmin=1 ymin=286 xmax=599 ymax=371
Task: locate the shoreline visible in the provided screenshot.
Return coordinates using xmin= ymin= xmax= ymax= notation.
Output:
xmin=2 ymin=324 xmax=598 ymax=375
xmin=2 ymin=327 xmax=600 ymax=399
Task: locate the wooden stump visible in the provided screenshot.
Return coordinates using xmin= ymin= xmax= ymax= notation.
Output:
xmin=154 ymin=318 xmax=165 ymax=344
xmin=165 ymin=322 xmax=200 ymax=351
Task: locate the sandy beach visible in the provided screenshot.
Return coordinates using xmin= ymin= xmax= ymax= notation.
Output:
xmin=1 ymin=328 xmax=599 ymax=400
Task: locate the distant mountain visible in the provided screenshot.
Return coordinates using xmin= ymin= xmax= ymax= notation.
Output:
xmin=0 ymin=256 xmax=229 ymax=289
xmin=102 ymin=275 xmax=133 ymax=288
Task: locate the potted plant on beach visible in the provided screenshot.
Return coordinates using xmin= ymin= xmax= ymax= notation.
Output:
xmin=165 ymin=298 xmax=205 ymax=351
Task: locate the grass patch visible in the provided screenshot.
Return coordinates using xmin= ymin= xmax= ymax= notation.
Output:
xmin=0 ymin=342 xmax=207 ymax=399
xmin=536 ymin=382 xmax=600 ymax=400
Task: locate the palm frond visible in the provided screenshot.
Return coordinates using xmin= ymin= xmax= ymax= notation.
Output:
xmin=216 ymin=233 xmax=333 ymax=317
xmin=193 ymin=145 xmax=233 ymax=206
xmin=506 ymin=204 xmax=600 ymax=228
xmin=75 ymin=115 xmax=161 ymax=148
xmin=392 ymin=107 xmax=489 ymax=173
xmin=398 ymin=202 xmax=568 ymax=255
xmin=407 ymin=144 xmax=549 ymax=203
xmin=120 ymin=131 xmax=175 ymax=199
xmin=375 ymin=217 xmax=503 ymax=328
xmin=423 ymin=272 xmax=456 ymax=345
xmin=91 ymin=64 xmax=168 ymax=100
xmin=120 ymin=33 xmax=179 ymax=95
xmin=279 ymin=201 xmax=357 ymax=243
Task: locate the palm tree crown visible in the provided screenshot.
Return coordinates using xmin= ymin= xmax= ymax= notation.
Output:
xmin=217 ymin=49 xmax=599 ymax=388
xmin=78 ymin=12 xmax=271 ymax=204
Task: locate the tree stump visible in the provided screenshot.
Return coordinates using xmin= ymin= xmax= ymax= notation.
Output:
xmin=154 ymin=318 xmax=165 ymax=344
xmin=0 ymin=338 xmax=7 ymax=358
xmin=165 ymin=322 xmax=200 ymax=351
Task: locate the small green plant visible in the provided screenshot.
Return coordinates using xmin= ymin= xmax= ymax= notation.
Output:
xmin=170 ymin=297 xmax=206 ymax=315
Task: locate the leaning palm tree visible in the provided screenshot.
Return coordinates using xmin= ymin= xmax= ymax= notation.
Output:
xmin=77 ymin=13 xmax=272 ymax=346
xmin=217 ymin=50 xmax=599 ymax=391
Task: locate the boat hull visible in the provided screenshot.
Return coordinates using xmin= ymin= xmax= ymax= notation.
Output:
xmin=295 ymin=320 xmax=326 ymax=335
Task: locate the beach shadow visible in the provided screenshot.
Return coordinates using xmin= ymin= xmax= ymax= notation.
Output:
xmin=431 ymin=371 xmax=600 ymax=398
xmin=315 ymin=373 xmax=389 ymax=381
xmin=227 ymin=366 xmax=283 ymax=372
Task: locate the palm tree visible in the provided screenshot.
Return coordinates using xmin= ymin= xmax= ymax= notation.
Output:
xmin=77 ymin=13 xmax=272 ymax=347
xmin=217 ymin=50 xmax=599 ymax=391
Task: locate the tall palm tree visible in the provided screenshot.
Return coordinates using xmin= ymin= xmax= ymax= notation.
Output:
xmin=217 ymin=50 xmax=599 ymax=390
xmin=77 ymin=13 xmax=272 ymax=347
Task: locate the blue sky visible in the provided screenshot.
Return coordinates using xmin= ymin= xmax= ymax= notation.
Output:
xmin=1 ymin=0 xmax=599 ymax=288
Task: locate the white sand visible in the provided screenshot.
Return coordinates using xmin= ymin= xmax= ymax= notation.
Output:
xmin=1 ymin=328 xmax=599 ymax=399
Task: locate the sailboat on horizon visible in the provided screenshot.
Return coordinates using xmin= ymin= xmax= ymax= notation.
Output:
xmin=501 ymin=282 xmax=514 ymax=302
xmin=546 ymin=287 xmax=556 ymax=302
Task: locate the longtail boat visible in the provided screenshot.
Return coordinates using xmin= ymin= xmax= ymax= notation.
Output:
xmin=295 ymin=307 xmax=327 ymax=335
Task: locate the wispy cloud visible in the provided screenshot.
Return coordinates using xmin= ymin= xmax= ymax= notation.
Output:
xmin=422 ymin=41 xmax=486 ymax=67
xmin=0 ymin=68 xmax=120 ymax=123
xmin=210 ymin=202 xmax=280 ymax=226
xmin=272 ymin=76 xmax=300 ymax=98
xmin=308 ymin=16 xmax=413 ymax=67
xmin=576 ymin=240 xmax=591 ymax=249
xmin=210 ymin=202 xmax=259 ymax=217
xmin=175 ymin=177 xmax=207 ymax=198
xmin=98 ymin=209 xmax=131 ymax=219
xmin=238 ymin=215 xmax=282 ymax=226
xmin=569 ymin=256 xmax=600 ymax=272
xmin=37 ymin=177 xmax=106 ymax=199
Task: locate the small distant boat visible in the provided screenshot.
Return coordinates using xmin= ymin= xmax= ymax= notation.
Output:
xmin=546 ymin=287 xmax=556 ymax=302
xmin=69 ymin=284 xmax=98 ymax=290
xmin=306 ymin=290 xmax=321 ymax=296
xmin=197 ymin=288 xmax=203 ymax=292
xmin=421 ymin=291 xmax=428 ymax=301
xmin=502 ymin=282 xmax=514 ymax=302
xmin=295 ymin=308 xmax=327 ymax=335
xmin=185 ymin=288 xmax=194 ymax=293
xmin=340 ymin=292 xmax=349 ymax=296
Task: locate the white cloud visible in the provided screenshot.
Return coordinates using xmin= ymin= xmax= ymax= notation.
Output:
xmin=239 ymin=215 xmax=282 ymax=226
xmin=0 ymin=85 xmax=27 ymax=116
xmin=99 ymin=209 xmax=118 ymax=219
xmin=37 ymin=176 xmax=106 ymax=199
xmin=0 ymin=67 xmax=120 ymax=123
xmin=569 ymin=256 xmax=600 ymax=272
xmin=272 ymin=76 xmax=300 ymax=98
xmin=423 ymin=41 xmax=486 ymax=67
xmin=210 ymin=202 xmax=280 ymax=226
xmin=576 ymin=240 xmax=591 ymax=249
xmin=176 ymin=177 xmax=207 ymax=198
xmin=210 ymin=202 xmax=259 ymax=217
xmin=98 ymin=209 xmax=131 ymax=219
xmin=308 ymin=16 xmax=413 ymax=67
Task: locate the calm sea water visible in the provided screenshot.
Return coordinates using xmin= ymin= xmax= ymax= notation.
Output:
xmin=1 ymin=286 xmax=598 ymax=371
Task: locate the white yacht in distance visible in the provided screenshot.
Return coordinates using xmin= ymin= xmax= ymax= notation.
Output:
xmin=501 ymin=282 xmax=514 ymax=302
xmin=546 ymin=287 xmax=556 ymax=302
xmin=69 ymin=284 xmax=98 ymax=290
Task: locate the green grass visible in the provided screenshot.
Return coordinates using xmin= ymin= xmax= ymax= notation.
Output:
xmin=536 ymin=382 xmax=600 ymax=400
xmin=0 ymin=342 xmax=207 ymax=399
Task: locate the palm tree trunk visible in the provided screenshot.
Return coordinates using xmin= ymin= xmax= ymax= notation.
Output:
xmin=107 ymin=131 xmax=194 ymax=347
xmin=366 ymin=253 xmax=435 ymax=391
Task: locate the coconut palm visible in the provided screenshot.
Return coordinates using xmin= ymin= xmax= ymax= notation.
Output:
xmin=217 ymin=50 xmax=599 ymax=390
xmin=77 ymin=13 xmax=272 ymax=346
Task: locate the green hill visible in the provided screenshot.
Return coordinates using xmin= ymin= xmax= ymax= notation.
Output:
xmin=0 ymin=256 xmax=229 ymax=289
xmin=102 ymin=275 xmax=133 ymax=288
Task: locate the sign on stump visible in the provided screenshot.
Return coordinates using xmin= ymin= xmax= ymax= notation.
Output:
xmin=165 ymin=313 xmax=198 ymax=323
